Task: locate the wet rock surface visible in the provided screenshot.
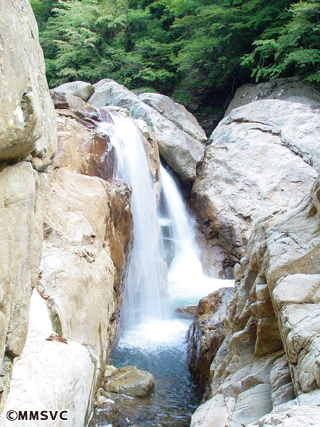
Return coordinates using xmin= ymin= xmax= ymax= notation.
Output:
xmin=103 ymin=366 xmax=155 ymax=398
xmin=174 ymin=306 xmax=197 ymax=319
xmin=52 ymin=92 xmax=116 ymax=181
xmin=187 ymin=288 xmax=234 ymax=396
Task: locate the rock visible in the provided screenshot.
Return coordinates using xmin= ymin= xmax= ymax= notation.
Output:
xmin=54 ymin=109 xmax=115 ymax=181
xmin=190 ymin=99 xmax=319 ymax=277
xmin=133 ymin=118 xmax=161 ymax=204
xmin=137 ymin=92 xmax=207 ymax=142
xmin=36 ymin=165 xmax=133 ymax=423
xmin=0 ymin=0 xmax=57 ymax=167
xmin=248 ymin=389 xmax=320 ymax=427
xmin=41 ymin=167 xmax=133 ymax=373
xmin=0 ymin=290 xmax=95 ymax=427
xmin=89 ymin=79 xmax=205 ymax=183
xmin=187 ymin=288 xmax=234 ymax=395
xmin=189 ymin=173 xmax=320 ymax=426
xmin=174 ymin=305 xmax=197 ymax=319
xmin=103 ymin=366 xmax=155 ymax=398
xmin=191 ymin=394 xmax=236 ymax=427
xmin=0 ymin=0 xmax=57 ymax=410
xmin=54 ymin=81 xmax=95 ymax=101
xmin=0 ymin=163 xmax=43 ymax=360
xmin=24 ymin=96 xmax=133 ymax=424
xmin=225 ymin=77 xmax=320 ymax=116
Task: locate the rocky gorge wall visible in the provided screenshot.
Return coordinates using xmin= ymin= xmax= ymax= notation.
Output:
xmin=188 ymin=82 xmax=320 ymax=426
xmin=0 ymin=0 xmax=57 ymax=410
xmin=0 ymin=3 xmax=134 ymax=425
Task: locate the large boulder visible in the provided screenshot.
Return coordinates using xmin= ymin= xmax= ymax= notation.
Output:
xmin=137 ymin=92 xmax=207 ymax=142
xmin=0 ymin=291 xmax=96 ymax=427
xmin=0 ymin=88 xmax=134 ymax=424
xmin=0 ymin=0 xmax=56 ymax=169
xmin=190 ymin=99 xmax=319 ymax=277
xmin=54 ymin=81 xmax=95 ymax=102
xmin=225 ymin=77 xmax=320 ymax=116
xmin=0 ymin=163 xmax=47 ymax=360
xmin=41 ymin=167 xmax=133 ymax=367
xmin=89 ymin=79 xmax=205 ymax=183
xmin=51 ymin=92 xmax=116 ymax=181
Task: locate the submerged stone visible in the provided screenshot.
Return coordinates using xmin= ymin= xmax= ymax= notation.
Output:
xmin=103 ymin=365 xmax=155 ymax=398
xmin=174 ymin=305 xmax=197 ymax=319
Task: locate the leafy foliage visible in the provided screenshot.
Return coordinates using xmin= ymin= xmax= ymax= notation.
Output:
xmin=31 ymin=0 xmax=320 ymax=114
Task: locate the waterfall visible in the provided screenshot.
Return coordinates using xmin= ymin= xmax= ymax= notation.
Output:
xmin=99 ymin=112 xmax=233 ymax=337
xmin=99 ymin=113 xmax=163 ymax=326
xmin=92 ymin=111 xmax=233 ymax=427
xmin=159 ymin=166 xmax=231 ymax=309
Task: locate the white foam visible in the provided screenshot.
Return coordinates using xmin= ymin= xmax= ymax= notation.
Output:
xmin=118 ymin=318 xmax=189 ymax=351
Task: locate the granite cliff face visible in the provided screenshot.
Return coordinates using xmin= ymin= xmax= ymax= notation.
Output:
xmin=188 ymin=82 xmax=320 ymax=427
xmin=0 ymin=0 xmax=57 ymax=410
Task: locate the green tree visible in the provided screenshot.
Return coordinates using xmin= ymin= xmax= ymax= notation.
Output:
xmin=242 ymin=0 xmax=320 ymax=82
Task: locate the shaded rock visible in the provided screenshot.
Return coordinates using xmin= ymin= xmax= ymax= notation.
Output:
xmin=225 ymin=77 xmax=320 ymax=116
xmin=89 ymin=79 xmax=205 ymax=183
xmin=190 ymin=99 xmax=319 ymax=277
xmin=54 ymin=81 xmax=95 ymax=102
xmin=51 ymin=91 xmax=113 ymax=129
xmin=187 ymin=287 xmax=234 ymax=395
xmin=103 ymin=366 xmax=155 ymax=398
xmin=134 ymin=118 xmax=161 ymax=204
xmin=174 ymin=305 xmax=197 ymax=319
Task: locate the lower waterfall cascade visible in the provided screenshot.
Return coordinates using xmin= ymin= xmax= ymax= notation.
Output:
xmin=90 ymin=113 xmax=234 ymax=426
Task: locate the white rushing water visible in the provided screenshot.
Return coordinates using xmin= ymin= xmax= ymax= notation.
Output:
xmin=159 ymin=165 xmax=232 ymax=309
xmin=100 ymin=114 xmax=163 ymax=325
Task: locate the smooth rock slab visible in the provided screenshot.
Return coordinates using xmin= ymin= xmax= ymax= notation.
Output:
xmin=103 ymin=366 xmax=155 ymax=397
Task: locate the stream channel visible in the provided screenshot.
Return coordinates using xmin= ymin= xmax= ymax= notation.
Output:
xmin=89 ymin=114 xmax=233 ymax=427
